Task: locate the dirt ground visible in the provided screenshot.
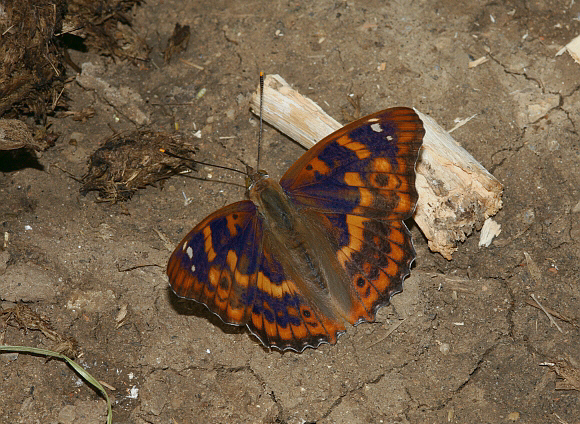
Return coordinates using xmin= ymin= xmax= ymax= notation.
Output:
xmin=1 ymin=0 xmax=579 ymax=423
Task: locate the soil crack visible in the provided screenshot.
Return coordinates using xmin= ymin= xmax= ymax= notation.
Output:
xmin=318 ymin=372 xmax=386 ymax=420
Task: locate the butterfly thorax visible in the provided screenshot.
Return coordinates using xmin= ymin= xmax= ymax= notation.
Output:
xmin=247 ymin=171 xmax=355 ymax=323
xmin=248 ymin=175 xmax=298 ymax=237
xmin=246 ymin=166 xmax=301 ymax=240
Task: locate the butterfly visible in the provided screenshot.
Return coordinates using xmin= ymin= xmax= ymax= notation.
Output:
xmin=167 ymin=107 xmax=424 ymax=352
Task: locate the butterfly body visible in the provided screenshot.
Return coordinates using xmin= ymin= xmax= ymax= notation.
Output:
xmin=167 ymin=107 xmax=424 ymax=351
xmin=248 ymin=170 xmax=355 ymax=325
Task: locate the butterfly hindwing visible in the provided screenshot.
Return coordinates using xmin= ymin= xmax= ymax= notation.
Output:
xmin=322 ymin=213 xmax=415 ymax=324
xmin=248 ymin=246 xmax=346 ymax=351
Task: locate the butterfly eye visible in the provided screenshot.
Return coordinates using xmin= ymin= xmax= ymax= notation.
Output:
xmin=257 ymin=169 xmax=269 ymax=178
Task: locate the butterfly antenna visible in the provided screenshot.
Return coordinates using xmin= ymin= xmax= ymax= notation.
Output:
xmin=159 ymin=149 xmax=247 ymax=176
xmin=257 ymin=71 xmax=264 ymax=170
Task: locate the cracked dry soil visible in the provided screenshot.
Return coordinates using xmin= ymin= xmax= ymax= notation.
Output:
xmin=1 ymin=0 xmax=579 ymax=423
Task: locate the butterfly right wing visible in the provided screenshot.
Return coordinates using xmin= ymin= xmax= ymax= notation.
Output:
xmin=277 ymin=107 xmax=424 ymax=325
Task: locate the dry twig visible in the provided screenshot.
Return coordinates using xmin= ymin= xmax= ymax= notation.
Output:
xmin=530 ymin=294 xmax=563 ymax=333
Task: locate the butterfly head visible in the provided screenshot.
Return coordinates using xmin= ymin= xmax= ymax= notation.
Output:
xmin=245 ymin=165 xmax=269 ymax=192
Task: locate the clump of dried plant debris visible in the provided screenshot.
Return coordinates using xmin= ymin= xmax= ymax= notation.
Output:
xmin=0 ymin=0 xmax=68 ymax=119
xmin=81 ymin=130 xmax=198 ymax=202
xmin=0 ymin=0 xmax=145 ymax=122
xmin=0 ymin=304 xmax=80 ymax=358
xmin=64 ymin=0 xmax=148 ymax=63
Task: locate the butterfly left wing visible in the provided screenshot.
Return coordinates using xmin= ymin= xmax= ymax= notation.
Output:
xmin=167 ymin=200 xmax=345 ymax=351
xmin=279 ymin=107 xmax=424 ymax=324
xmin=167 ymin=201 xmax=262 ymax=325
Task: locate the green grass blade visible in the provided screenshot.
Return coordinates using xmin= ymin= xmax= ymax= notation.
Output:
xmin=0 ymin=345 xmax=112 ymax=424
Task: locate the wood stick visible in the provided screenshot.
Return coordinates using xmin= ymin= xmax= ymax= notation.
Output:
xmin=250 ymin=74 xmax=504 ymax=259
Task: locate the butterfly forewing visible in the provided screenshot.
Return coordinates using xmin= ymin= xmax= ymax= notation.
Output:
xmin=167 ymin=201 xmax=261 ymax=325
xmin=280 ymin=107 xmax=423 ymax=219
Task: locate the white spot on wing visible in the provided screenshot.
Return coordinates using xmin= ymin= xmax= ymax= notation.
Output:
xmin=371 ymin=123 xmax=383 ymax=133
xmin=191 ymin=264 xmax=196 ymax=272
xmin=367 ymin=117 xmax=379 ymax=123
xmin=182 ymin=241 xmax=187 ymax=251
xmin=386 ymin=135 xmax=393 ymax=141
xmin=186 ymin=246 xmax=194 ymax=259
